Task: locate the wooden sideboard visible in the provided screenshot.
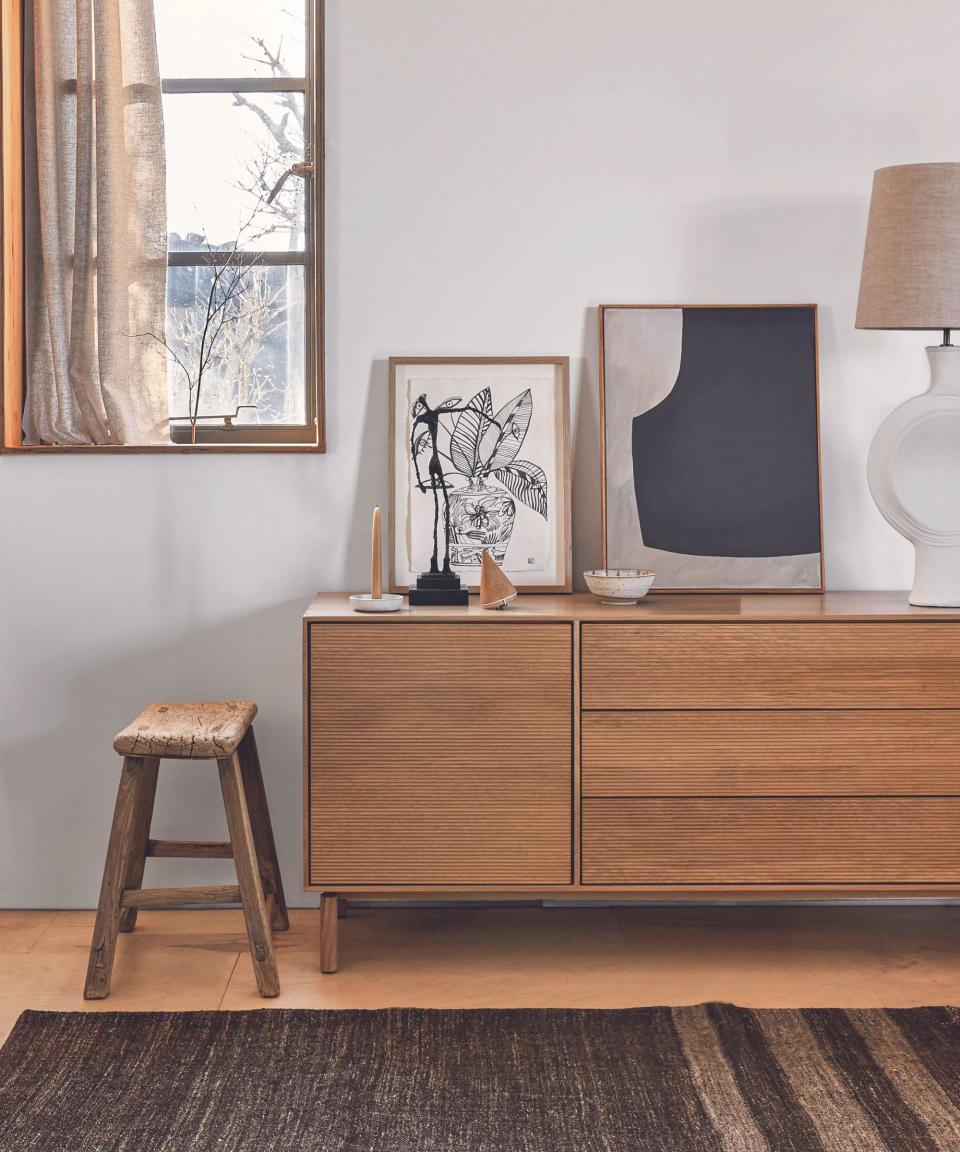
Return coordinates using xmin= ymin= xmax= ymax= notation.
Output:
xmin=304 ymin=592 xmax=960 ymax=971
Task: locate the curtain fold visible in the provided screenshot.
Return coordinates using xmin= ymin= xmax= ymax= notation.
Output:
xmin=25 ymin=0 xmax=168 ymax=445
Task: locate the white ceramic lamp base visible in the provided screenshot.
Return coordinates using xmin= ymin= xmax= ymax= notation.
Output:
xmin=867 ymin=345 xmax=960 ymax=607
xmin=911 ymin=544 xmax=960 ymax=608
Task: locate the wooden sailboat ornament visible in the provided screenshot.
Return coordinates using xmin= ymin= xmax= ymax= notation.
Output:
xmin=350 ymin=506 xmax=403 ymax=612
xmin=480 ymin=550 xmax=518 ymax=610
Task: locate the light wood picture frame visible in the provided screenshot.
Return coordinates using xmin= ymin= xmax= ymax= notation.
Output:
xmin=389 ymin=357 xmax=572 ymax=594
xmin=599 ymin=304 xmax=824 ymax=593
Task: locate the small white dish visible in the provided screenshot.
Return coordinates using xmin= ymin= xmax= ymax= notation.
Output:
xmin=583 ymin=569 xmax=655 ymax=605
xmin=350 ymin=593 xmax=404 ymax=613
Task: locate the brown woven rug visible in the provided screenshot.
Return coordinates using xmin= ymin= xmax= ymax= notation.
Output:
xmin=2 ymin=1006 xmax=960 ymax=1150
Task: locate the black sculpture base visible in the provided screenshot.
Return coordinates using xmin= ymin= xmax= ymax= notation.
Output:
xmin=408 ymin=570 xmax=469 ymax=606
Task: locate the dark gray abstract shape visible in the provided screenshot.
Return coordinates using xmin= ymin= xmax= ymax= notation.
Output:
xmin=631 ymin=306 xmax=820 ymax=558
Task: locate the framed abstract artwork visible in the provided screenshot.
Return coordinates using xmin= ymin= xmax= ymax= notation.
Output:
xmin=599 ymin=305 xmax=823 ymax=592
xmin=389 ymin=357 xmax=572 ymax=594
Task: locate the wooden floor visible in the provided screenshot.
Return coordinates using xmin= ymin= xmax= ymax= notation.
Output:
xmin=2 ymin=903 xmax=960 ymax=1045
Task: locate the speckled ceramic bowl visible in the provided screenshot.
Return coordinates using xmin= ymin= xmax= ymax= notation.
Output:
xmin=584 ymin=568 xmax=655 ymax=605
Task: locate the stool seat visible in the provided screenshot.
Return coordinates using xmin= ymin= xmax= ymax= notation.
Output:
xmin=113 ymin=701 xmax=257 ymax=759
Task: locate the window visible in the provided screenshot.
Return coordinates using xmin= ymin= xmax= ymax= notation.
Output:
xmin=1 ymin=0 xmax=323 ymax=451
xmin=158 ymin=0 xmax=321 ymax=447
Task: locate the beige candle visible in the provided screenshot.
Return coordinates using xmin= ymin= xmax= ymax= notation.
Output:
xmin=371 ymin=506 xmax=382 ymax=599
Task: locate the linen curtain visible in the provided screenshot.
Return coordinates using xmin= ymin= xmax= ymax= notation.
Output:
xmin=25 ymin=0 xmax=168 ymax=445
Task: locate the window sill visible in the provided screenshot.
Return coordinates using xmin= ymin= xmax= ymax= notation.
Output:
xmin=1 ymin=438 xmax=325 ymax=455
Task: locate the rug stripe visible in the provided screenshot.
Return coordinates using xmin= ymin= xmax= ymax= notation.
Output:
xmin=584 ymin=1008 xmax=727 ymax=1151
xmin=848 ymin=1009 xmax=960 ymax=1151
xmin=800 ymin=1009 xmax=939 ymax=1152
xmin=886 ymin=1007 xmax=960 ymax=1116
xmin=755 ymin=1010 xmax=886 ymax=1152
xmin=672 ymin=1005 xmax=769 ymax=1152
xmin=707 ymin=1004 xmax=826 ymax=1151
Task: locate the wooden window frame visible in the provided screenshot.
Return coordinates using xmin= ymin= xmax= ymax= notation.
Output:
xmin=0 ymin=0 xmax=325 ymax=454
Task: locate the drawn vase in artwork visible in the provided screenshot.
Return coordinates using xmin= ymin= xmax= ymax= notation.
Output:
xmin=446 ymin=482 xmax=517 ymax=566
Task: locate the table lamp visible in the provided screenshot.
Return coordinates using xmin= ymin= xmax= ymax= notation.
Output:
xmin=856 ymin=162 xmax=960 ymax=606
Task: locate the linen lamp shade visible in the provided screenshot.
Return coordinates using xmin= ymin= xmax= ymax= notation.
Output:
xmin=856 ymin=162 xmax=960 ymax=331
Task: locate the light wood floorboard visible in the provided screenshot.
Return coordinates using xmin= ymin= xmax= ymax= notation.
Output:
xmin=2 ymin=905 xmax=960 ymax=1044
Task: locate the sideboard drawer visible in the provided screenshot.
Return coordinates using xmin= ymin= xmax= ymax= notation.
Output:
xmin=582 ymin=798 xmax=960 ymax=885
xmin=308 ymin=622 xmax=573 ymax=886
xmin=582 ymin=711 xmax=960 ymax=796
xmin=581 ymin=623 xmax=960 ymax=709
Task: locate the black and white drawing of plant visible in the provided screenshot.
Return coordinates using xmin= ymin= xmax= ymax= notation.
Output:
xmin=412 ymin=386 xmax=548 ymax=566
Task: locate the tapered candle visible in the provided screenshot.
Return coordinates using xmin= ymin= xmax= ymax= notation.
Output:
xmin=371 ymin=506 xmax=382 ymax=600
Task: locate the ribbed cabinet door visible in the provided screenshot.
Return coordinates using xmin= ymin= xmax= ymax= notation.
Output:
xmin=308 ymin=622 xmax=573 ymax=886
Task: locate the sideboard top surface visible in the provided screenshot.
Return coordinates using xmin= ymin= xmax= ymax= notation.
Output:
xmin=304 ymin=591 xmax=960 ymax=623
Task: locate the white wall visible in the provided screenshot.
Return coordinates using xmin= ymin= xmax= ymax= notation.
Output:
xmin=2 ymin=0 xmax=955 ymax=907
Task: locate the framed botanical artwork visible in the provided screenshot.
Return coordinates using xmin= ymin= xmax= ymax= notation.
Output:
xmin=599 ymin=305 xmax=823 ymax=592
xmin=389 ymin=357 xmax=572 ymax=594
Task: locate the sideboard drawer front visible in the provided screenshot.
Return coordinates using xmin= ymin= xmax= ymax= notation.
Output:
xmin=308 ymin=622 xmax=572 ymax=886
xmin=581 ymin=622 xmax=960 ymax=709
xmin=582 ymin=710 xmax=960 ymax=797
xmin=582 ymin=798 xmax=960 ymax=885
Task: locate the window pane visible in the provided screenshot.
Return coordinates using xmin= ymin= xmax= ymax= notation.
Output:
xmin=156 ymin=0 xmax=306 ymax=79
xmin=166 ymin=264 xmax=307 ymax=427
xmin=165 ymin=93 xmax=306 ymax=252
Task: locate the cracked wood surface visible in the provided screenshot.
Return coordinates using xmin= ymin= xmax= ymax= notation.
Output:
xmin=113 ymin=702 xmax=258 ymax=759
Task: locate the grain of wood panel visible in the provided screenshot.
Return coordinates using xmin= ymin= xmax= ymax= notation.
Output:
xmin=581 ymin=623 xmax=960 ymax=709
xmin=308 ymin=623 xmax=573 ymax=885
xmin=582 ymin=798 xmax=960 ymax=885
xmin=582 ymin=711 xmax=960 ymax=796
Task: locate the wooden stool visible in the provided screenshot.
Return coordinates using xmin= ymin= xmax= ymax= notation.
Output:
xmin=84 ymin=701 xmax=288 ymax=1000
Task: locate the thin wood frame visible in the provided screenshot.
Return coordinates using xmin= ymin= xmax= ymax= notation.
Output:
xmin=0 ymin=0 xmax=325 ymax=453
xmin=388 ymin=356 xmax=573 ymax=595
xmin=1 ymin=0 xmax=23 ymax=450
xmin=598 ymin=303 xmax=825 ymax=594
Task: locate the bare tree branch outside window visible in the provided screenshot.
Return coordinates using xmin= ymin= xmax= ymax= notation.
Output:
xmin=147 ymin=8 xmax=310 ymax=440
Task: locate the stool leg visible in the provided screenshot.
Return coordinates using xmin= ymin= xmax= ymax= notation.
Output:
xmin=118 ymin=756 xmax=160 ymax=933
xmin=218 ymin=753 xmax=280 ymax=998
xmin=85 ymin=756 xmax=145 ymax=999
xmin=320 ymin=894 xmax=339 ymax=973
xmin=237 ymin=728 xmax=289 ymax=932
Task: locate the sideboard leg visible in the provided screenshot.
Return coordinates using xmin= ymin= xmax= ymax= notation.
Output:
xmin=320 ymin=894 xmax=339 ymax=973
